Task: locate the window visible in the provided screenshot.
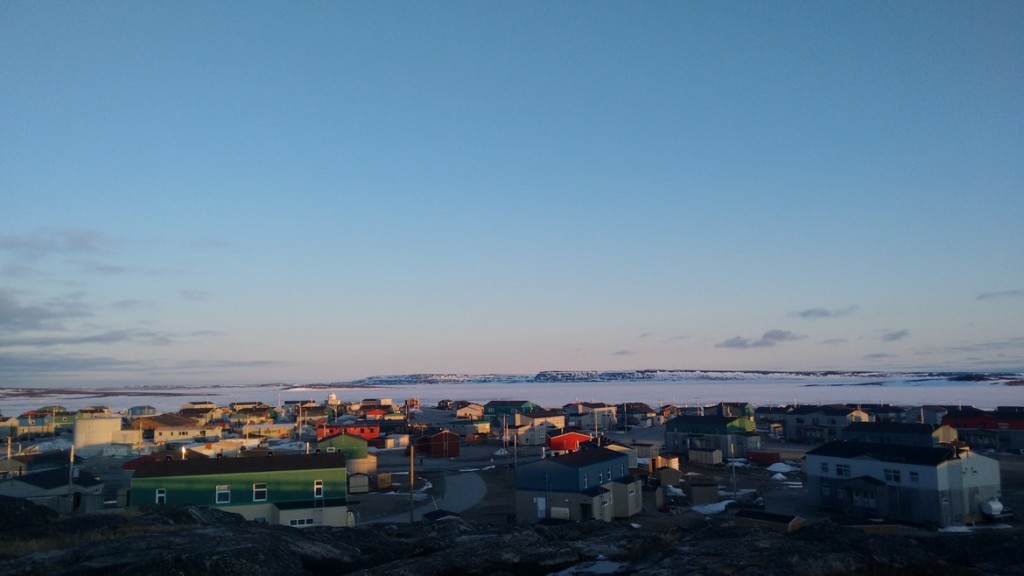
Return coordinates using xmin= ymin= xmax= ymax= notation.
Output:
xmin=253 ymin=483 xmax=267 ymax=502
xmin=288 ymin=518 xmax=314 ymax=527
xmin=155 ymin=488 xmax=166 ymax=504
xmin=326 ymin=447 xmax=336 ymax=453
xmin=820 ymin=462 xmax=829 ymax=473
xmin=884 ymin=469 xmax=901 ymax=483
xmin=910 ymin=471 xmax=919 ymax=483
xmin=314 ymin=480 xmax=323 ymax=498
xmin=821 ymin=485 xmax=831 ymax=497
xmin=216 ymin=485 xmax=231 ymax=504
xmin=836 ymin=464 xmax=851 ymax=477
xmin=598 ymin=471 xmax=603 ymax=483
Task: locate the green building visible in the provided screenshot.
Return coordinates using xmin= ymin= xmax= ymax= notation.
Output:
xmin=316 ymin=432 xmax=369 ymax=460
xmin=130 ymin=453 xmax=351 ymax=527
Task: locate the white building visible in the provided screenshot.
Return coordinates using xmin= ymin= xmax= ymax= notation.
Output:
xmin=805 ymin=441 xmax=1001 ymax=527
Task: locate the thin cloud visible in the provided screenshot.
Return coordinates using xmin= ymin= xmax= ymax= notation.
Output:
xmin=180 ymin=289 xmax=210 ymax=301
xmin=716 ymin=329 xmax=805 ymax=349
xmin=791 ymin=306 xmax=859 ymax=320
xmin=0 ymin=329 xmax=180 ymax=348
xmin=881 ymin=329 xmax=910 ymax=342
xmin=0 ymin=289 xmax=92 ymax=333
xmin=976 ymin=289 xmax=1024 ymax=301
xmin=820 ymin=338 xmax=847 ymax=345
xmin=865 ymin=353 xmax=895 ymax=359
xmin=0 ymin=229 xmax=111 ymax=257
xmin=665 ymin=335 xmax=689 ymax=342
xmin=638 ymin=332 xmax=654 ymax=339
xmin=613 ymin=350 xmax=637 ymax=356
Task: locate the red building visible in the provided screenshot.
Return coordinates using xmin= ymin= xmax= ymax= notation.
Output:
xmin=547 ymin=431 xmax=593 ymax=453
xmin=410 ymin=430 xmax=460 ymax=458
xmin=324 ymin=422 xmax=380 ymax=441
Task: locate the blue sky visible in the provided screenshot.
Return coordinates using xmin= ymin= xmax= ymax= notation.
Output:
xmin=2 ymin=2 xmax=1023 ymax=387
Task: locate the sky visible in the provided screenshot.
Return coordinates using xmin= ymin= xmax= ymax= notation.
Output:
xmin=2 ymin=2 xmax=1023 ymax=388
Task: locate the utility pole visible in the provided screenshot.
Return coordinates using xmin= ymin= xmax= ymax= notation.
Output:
xmin=67 ymin=445 xmax=75 ymax=514
xmin=409 ymin=443 xmax=415 ymax=523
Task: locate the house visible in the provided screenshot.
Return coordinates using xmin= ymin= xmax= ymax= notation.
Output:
xmin=455 ymin=403 xmax=485 ymax=421
xmin=517 ymin=423 xmax=559 ymax=447
xmin=942 ymin=406 xmax=1024 ymax=452
xmin=781 ymin=405 xmax=870 ymax=444
xmin=620 ymin=402 xmax=658 ymax=427
xmin=856 ymin=404 xmax=908 ymax=423
xmin=152 ymin=424 xmax=221 ymax=444
xmin=521 ymin=410 xmax=566 ymax=430
xmin=316 ymin=432 xmax=369 ymax=460
xmin=804 ymin=441 xmax=1001 ymax=527
xmin=485 ymin=400 xmax=542 ymax=420
xmin=754 ymin=405 xmax=792 ymax=435
xmin=0 ymin=415 xmax=17 ymax=438
xmin=711 ymin=402 xmax=754 ymax=420
xmin=134 ymin=413 xmax=201 ymax=438
xmin=445 ymin=419 xmax=490 ymax=437
xmin=411 ymin=430 xmax=460 ymax=458
xmin=548 ymin=431 xmax=593 ymax=454
xmin=125 ymin=405 xmax=157 ymax=419
xmin=514 ymin=446 xmax=642 ymax=524
xmin=563 ymin=402 xmax=617 ymax=431
xmin=841 ymin=422 xmax=958 ymax=447
xmin=336 ymin=422 xmax=381 ymax=441
xmin=664 ymin=414 xmax=760 ymax=459
xmin=181 ymin=401 xmax=217 ymax=410
xmin=0 ymin=465 xmax=104 ymax=513
xmin=129 ymin=453 xmax=353 ymax=527
xmin=228 ymin=407 xmax=276 ymax=427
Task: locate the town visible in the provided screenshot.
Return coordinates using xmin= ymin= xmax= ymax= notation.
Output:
xmin=2 ymin=393 xmax=1021 ymax=536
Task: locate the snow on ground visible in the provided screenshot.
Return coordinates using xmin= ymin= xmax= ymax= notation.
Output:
xmin=26 ymin=438 xmax=73 ymax=453
xmin=692 ymin=500 xmax=735 ymax=515
xmin=767 ymin=462 xmax=798 ymax=473
xmin=771 ymin=473 xmax=788 ymax=481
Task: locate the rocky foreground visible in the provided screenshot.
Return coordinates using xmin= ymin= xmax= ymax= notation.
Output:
xmin=1 ymin=496 xmax=1022 ymax=576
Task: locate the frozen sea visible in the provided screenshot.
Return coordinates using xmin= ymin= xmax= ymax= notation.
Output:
xmin=1 ymin=372 xmax=1021 ymax=415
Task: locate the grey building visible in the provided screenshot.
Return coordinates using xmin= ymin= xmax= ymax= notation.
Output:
xmin=805 ymin=441 xmax=1001 ymax=527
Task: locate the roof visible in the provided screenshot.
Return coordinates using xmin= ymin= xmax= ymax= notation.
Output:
xmin=547 ymin=446 xmax=626 ymax=469
xmin=12 ymin=451 xmax=83 ymax=468
xmin=139 ymin=413 xmax=200 ymax=427
xmin=806 ymin=441 xmax=958 ymax=467
xmin=666 ymin=414 xmax=742 ymax=429
xmin=844 ymin=422 xmax=945 ymax=435
xmin=16 ymin=467 xmax=103 ymax=490
xmin=132 ymin=453 xmax=347 ymax=479
xmin=788 ymin=404 xmax=858 ymax=416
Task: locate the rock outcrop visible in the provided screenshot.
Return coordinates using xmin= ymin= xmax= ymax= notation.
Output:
xmin=0 ymin=498 xmax=1021 ymax=576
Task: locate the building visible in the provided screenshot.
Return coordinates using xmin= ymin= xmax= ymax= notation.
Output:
xmin=73 ymin=417 xmax=142 ymax=456
xmin=841 ymin=422 xmax=958 ymax=447
xmin=484 ymin=400 xmax=542 ymax=419
xmin=781 ymin=405 xmax=870 ymax=444
xmin=316 ymin=432 xmax=369 ymax=460
xmin=942 ymin=406 xmax=1024 ymax=453
xmin=548 ymin=431 xmax=593 ymax=454
xmin=664 ymin=414 xmax=760 ymax=459
xmin=514 ymin=446 xmax=641 ymax=524
xmin=455 ymin=403 xmax=485 ymax=421
xmin=804 ymin=441 xmax=1001 ymax=527
xmin=130 ymin=453 xmax=352 ymax=527
xmin=563 ymin=402 xmax=617 ymax=431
